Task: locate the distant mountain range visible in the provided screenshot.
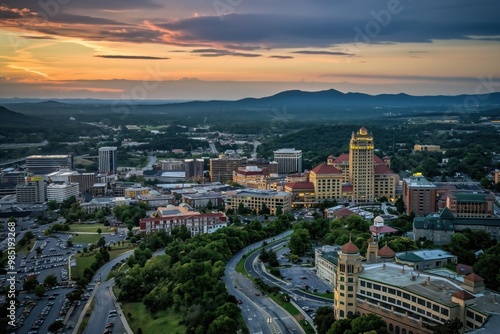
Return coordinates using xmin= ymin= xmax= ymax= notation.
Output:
xmin=3 ymin=88 xmax=500 ymax=120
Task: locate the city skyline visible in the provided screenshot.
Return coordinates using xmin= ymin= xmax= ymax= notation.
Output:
xmin=1 ymin=0 xmax=500 ymax=100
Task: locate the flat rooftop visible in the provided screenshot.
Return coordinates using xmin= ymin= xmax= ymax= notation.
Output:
xmin=361 ymin=263 xmax=464 ymax=307
xmin=404 ymin=176 xmax=436 ymax=188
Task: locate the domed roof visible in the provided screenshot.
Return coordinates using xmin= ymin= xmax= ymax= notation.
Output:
xmin=374 ymin=216 xmax=384 ymax=224
xmin=378 ymin=244 xmax=396 ymax=258
xmin=327 ymin=154 xmax=335 ymax=159
xmin=341 ymin=241 xmax=359 ymax=254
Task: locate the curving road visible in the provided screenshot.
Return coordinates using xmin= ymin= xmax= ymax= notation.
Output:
xmin=223 ymin=231 xmax=306 ymax=334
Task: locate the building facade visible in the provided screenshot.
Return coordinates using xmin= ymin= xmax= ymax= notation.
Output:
xmin=329 ymin=241 xmax=495 ymax=334
xmin=309 ymin=164 xmax=343 ymax=201
xmin=403 ymin=174 xmax=438 ymax=216
xmin=98 ymin=147 xmax=118 ymax=175
xmin=224 ymin=189 xmax=292 ymax=215
xmin=16 ymin=176 xmax=46 ymax=203
xmin=26 ymin=154 xmax=73 ymax=174
xmin=273 ymin=148 xmax=303 ymax=174
xmin=349 ymin=127 xmax=375 ymax=203
xmin=68 ymin=173 xmax=96 ymax=194
xmin=46 ymin=182 xmax=79 ymax=203
xmin=438 ymin=192 xmax=494 ymax=218
xmin=139 ymin=204 xmax=228 ymax=236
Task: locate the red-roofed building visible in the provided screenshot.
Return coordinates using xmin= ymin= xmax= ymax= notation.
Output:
xmin=370 ymin=216 xmax=398 ymax=237
xmin=462 ymin=273 xmax=485 ymax=293
xmin=341 ymin=240 xmax=359 ymax=254
xmin=378 ymin=244 xmax=396 ymax=259
xmin=284 ymin=182 xmax=316 ymax=206
xmin=325 ymin=207 xmax=358 ymax=219
xmin=309 ymin=163 xmax=343 ymax=202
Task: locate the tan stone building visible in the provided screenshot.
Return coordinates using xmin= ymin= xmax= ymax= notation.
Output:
xmin=309 ymin=164 xmax=343 ymax=201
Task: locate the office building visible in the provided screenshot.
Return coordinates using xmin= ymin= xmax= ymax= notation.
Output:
xmin=68 ymin=173 xmax=96 ymax=194
xmin=98 ymin=147 xmax=118 ymax=175
xmin=273 ymin=148 xmax=302 ymax=174
xmin=1 ymin=171 xmax=27 ymax=184
xmin=224 ymin=189 xmax=292 ymax=215
xmin=182 ymin=192 xmax=223 ymax=209
xmin=47 ymin=182 xmax=79 ymax=203
xmin=140 ymin=204 xmax=228 ymax=235
xmin=26 ymin=154 xmax=73 ymax=174
xmin=16 ymin=176 xmax=46 ymax=203
xmin=403 ymin=174 xmax=438 ymax=216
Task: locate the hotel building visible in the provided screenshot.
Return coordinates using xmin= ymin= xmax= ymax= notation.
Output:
xmin=224 ymin=189 xmax=292 ymax=215
xmin=139 ymin=204 xmax=228 ymax=236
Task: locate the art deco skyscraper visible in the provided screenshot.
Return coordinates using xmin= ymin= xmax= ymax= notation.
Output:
xmin=349 ymin=127 xmax=375 ymax=203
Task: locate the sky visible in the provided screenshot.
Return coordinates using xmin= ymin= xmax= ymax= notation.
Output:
xmin=1 ymin=0 xmax=500 ymax=100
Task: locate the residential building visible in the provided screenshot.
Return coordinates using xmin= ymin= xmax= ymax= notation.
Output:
xmin=139 ymin=204 xmax=228 ymax=235
xmin=233 ymin=166 xmax=268 ymax=186
xmin=184 ymin=158 xmax=204 ymax=182
xmin=413 ymin=207 xmax=500 ymax=244
xmin=273 ymin=148 xmax=303 ymax=174
xmin=161 ymin=159 xmax=185 ymax=171
xmin=46 ymin=182 xmax=79 ymax=203
xmin=414 ymin=144 xmax=441 ymax=152
xmin=16 ymin=176 xmax=46 ymax=203
xmin=403 ymin=174 xmax=438 ymax=216
xmin=224 ymin=189 xmax=292 ymax=215
xmin=26 ymin=154 xmax=73 ymax=174
xmin=437 ymin=191 xmax=494 ymax=218
xmin=80 ymin=197 xmax=132 ymax=213
xmin=92 ymin=183 xmax=107 ymax=197
xmin=395 ymin=249 xmax=457 ymax=271
xmin=324 ymin=206 xmax=358 ymax=220
xmin=98 ymin=147 xmax=118 ymax=175
xmin=315 ymin=245 xmax=340 ymax=286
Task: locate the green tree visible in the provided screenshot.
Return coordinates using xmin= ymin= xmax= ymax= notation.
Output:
xmin=314 ymin=306 xmax=335 ymax=334
xmin=44 ymin=274 xmax=58 ymax=288
xmin=23 ymin=276 xmax=39 ymax=292
xmin=34 ymin=284 xmax=46 ymax=297
xmin=289 ymin=228 xmax=311 ymax=256
xmin=432 ymin=318 xmax=463 ymax=334
xmin=97 ymin=228 xmax=102 ymax=235
xmin=276 ymin=206 xmax=283 ymax=216
xmin=395 ymin=196 xmax=405 ymax=214
xmin=237 ymin=202 xmax=246 ymax=215
xmin=473 ymin=243 xmax=500 ymax=291
xmin=48 ymin=320 xmax=65 ymax=333
xmin=35 ymin=246 xmax=42 ymax=255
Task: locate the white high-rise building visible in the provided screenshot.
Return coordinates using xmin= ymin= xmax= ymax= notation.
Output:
xmin=98 ymin=147 xmax=118 ymax=175
xmin=273 ymin=148 xmax=302 ymax=174
xmin=47 ymin=182 xmax=79 ymax=203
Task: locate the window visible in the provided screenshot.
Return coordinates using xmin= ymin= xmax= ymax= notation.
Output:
xmin=442 ymin=308 xmax=449 ymax=316
xmin=348 ymin=286 xmax=354 ymax=291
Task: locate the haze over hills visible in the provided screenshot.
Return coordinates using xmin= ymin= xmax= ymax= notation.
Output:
xmin=2 ymin=88 xmax=500 ymax=121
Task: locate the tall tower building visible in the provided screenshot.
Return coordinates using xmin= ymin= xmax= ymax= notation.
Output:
xmin=98 ymin=147 xmax=118 ymax=175
xmin=273 ymin=148 xmax=302 ymax=174
xmin=16 ymin=176 xmax=46 ymax=203
xmin=334 ymin=240 xmax=362 ymax=319
xmin=349 ymin=127 xmax=374 ymax=203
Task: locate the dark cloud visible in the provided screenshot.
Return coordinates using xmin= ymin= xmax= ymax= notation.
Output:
xmin=408 ymin=51 xmax=427 ymax=54
xmin=191 ymin=49 xmax=261 ymax=57
xmin=292 ymin=50 xmax=353 ymax=56
xmin=20 ymin=35 xmax=56 ymax=40
xmin=269 ymin=55 xmax=293 ymax=59
xmin=95 ymin=55 xmax=169 ymax=60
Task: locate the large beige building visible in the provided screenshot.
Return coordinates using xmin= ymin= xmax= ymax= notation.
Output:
xmin=309 ymin=164 xmax=343 ymax=201
xmin=224 ymin=189 xmax=292 ymax=215
xmin=324 ymin=240 xmax=498 ymax=333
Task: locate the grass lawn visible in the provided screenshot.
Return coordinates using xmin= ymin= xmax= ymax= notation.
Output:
xmin=16 ymin=241 xmax=34 ymax=253
xmin=73 ymin=246 xmax=133 ymax=279
xmin=69 ymin=223 xmax=112 ymax=233
xmin=77 ymin=297 xmax=94 ymax=334
xmin=121 ymin=302 xmax=185 ymax=334
xmin=71 ymin=234 xmax=100 ymax=245
xmin=72 ymin=254 xmax=96 ymax=279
